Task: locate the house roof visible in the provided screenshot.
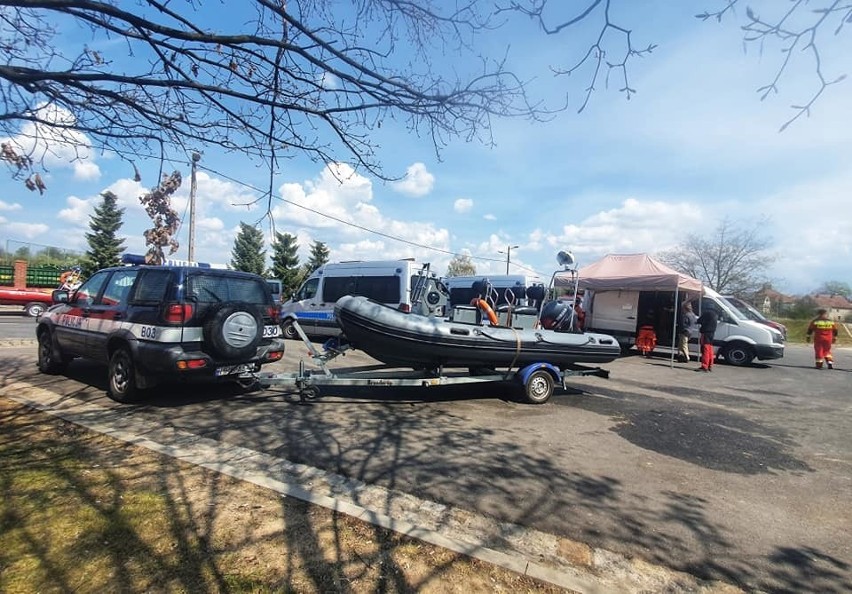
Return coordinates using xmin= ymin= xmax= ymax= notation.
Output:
xmin=812 ymin=294 xmax=852 ymax=309
xmin=558 ymin=253 xmax=703 ymax=292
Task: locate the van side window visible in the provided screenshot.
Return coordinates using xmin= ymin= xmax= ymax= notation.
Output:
xmin=322 ymin=275 xmax=400 ymax=304
xmin=297 ymin=278 xmax=319 ymax=301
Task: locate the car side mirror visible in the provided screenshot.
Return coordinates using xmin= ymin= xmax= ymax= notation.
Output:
xmin=52 ymin=289 xmax=70 ymax=303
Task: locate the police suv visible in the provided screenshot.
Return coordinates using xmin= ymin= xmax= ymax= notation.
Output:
xmin=36 ymin=264 xmax=285 ymax=403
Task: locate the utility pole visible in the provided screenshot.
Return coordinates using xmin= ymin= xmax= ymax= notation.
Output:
xmin=188 ymin=151 xmax=201 ymax=262
xmin=499 ymin=244 xmax=519 ymax=274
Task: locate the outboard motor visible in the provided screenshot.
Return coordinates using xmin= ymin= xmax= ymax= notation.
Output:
xmin=539 ymin=299 xmax=576 ymax=332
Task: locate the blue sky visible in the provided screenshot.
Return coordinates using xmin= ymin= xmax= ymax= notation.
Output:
xmin=0 ymin=1 xmax=849 ymax=294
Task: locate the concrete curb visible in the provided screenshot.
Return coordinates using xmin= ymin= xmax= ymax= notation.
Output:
xmin=5 ymin=380 xmax=740 ymax=593
xmin=0 ymin=339 xmax=38 ymax=347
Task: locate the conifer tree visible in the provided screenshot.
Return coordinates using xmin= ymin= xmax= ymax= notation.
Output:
xmin=270 ymin=232 xmax=301 ymax=296
xmin=305 ymin=240 xmax=330 ymax=275
xmin=230 ymin=222 xmax=266 ymax=275
xmin=82 ymin=191 xmax=126 ymax=276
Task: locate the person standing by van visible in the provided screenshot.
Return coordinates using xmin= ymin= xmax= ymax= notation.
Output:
xmin=696 ymin=307 xmax=718 ymax=372
xmin=806 ymin=309 xmax=837 ymax=369
xmin=676 ymin=302 xmax=697 ymax=363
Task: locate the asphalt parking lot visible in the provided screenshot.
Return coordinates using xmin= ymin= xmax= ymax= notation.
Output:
xmin=1 ymin=326 xmax=850 ymax=592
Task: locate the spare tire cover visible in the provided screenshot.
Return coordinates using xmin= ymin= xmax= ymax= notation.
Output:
xmin=203 ymin=302 xmax=264 ymax=361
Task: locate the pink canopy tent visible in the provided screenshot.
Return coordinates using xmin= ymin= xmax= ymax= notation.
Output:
xmin=557 ymin=254 xmax=704 ymax=367
xmin=573 ymin=253 xmax=703 ymax=292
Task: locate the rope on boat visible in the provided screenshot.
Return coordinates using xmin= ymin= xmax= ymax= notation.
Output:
xmin=503 ymin=327 xmax=523 ymax=380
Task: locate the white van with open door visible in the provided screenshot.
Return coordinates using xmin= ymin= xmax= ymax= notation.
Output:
xmin=279 ymin=260 xmax=447 ymax=339
xmin=583 ymin=286 xmax=785 ymax=365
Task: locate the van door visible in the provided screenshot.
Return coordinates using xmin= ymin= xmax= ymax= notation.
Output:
xmin=281 ymin=276 xmax=322 ymax=335
xmin=588 ymin=290 xmax=640 ymax=337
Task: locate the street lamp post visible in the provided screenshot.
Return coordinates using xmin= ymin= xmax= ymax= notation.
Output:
xmin=498 ymin=244 xmax=519 ymax=274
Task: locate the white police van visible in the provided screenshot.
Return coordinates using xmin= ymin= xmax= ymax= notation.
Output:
xmin=280 ymin=260 xmax=447 ymax=339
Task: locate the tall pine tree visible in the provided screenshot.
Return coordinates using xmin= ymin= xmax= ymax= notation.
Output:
xmin=305 ymin=240 xmax=330 ymax=275
xmin=230 ymin=222 xmax=266 ymax=275
xmin=270 ymin=232 xmax=301 ymax=296
xmin=82 ymin=190 xmax=126 ymax=276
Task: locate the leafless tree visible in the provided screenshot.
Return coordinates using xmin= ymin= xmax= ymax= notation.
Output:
xmin=657 ymin=217 xmax=776 ymax=295
xmin=1 ymin=0 xmax=846 ymax=202
xmin=697 ymin=0 xmax=851 ymax=131
xmin=0 ymin=0 xmax=553 ymax=201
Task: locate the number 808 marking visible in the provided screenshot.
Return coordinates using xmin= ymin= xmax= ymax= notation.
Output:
xmin=140 ymin=326 xmax=158 ymax=339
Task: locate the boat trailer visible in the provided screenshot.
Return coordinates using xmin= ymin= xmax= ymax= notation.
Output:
xmin=250 ymin=320 xmax=610 ymax=405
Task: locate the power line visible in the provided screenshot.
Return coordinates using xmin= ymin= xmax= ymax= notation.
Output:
xmin=104 ymin=147 xmax=547 ymax=277
xmin=196 ymin=162 xmax=546 ymax=277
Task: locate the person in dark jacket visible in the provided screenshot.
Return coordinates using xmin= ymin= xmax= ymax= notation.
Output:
xmin=696 ymin=308 xmax=718 ymax=372
xmin=676 ymin=302 xmax=697 ymax=363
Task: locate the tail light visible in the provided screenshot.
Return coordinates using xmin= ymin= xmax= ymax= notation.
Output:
xmin=398 ymin=303 xmax=411 ymax=313
xmin=164 ymin=303 xmax=194 ymax=324
xmin=266 ymin=305 xmax=280 ymax=323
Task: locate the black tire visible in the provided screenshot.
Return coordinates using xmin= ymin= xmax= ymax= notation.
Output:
xmin=524 ymin=369 xmax=555 ymax=404
xmin=281 ymin=319 xmax=299 ymax=340
xmin=203 ymin=303 xmax=264 ymax=360
xmin=25 ymin=302 xmax=48 ymax=318
xmin=37 ymin=329 xmax=67 ymax=374
xmin=723 ymin=342 xmax=755 ymax=367
xmin=108 ymin=347 xmax=144 ymax=403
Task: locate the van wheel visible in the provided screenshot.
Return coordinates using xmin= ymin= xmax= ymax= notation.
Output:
xmin=203 ymin=303 xmax=263 ymax=359
xmin=281 ymin=319 xmax=299 ymax=340
xmin=723 ymin=342 xmax=755 ymax=367
xmin=524 ymin=370 xmax=555 ymax=404
xmin=108 ymin=348 xmax=144 ymax=403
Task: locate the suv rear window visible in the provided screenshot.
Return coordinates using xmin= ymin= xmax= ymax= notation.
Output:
xmin=187 ymin=273 xmax=269 ymax=305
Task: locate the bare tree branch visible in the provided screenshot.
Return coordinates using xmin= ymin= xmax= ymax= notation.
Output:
xmin=0 ymin=0 xmax=552 ymax=201
xmin=697 ymin=0 xmax=851 ymax=131
xmin=658 ymin=217 xmax=777 ymax=295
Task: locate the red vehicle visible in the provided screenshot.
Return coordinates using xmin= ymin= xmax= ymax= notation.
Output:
xmin=0 ymin=287 xmax=55 ymax=317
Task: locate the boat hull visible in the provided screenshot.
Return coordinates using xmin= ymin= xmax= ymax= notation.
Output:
xmin=334 ymin=295 xmax=621 ymax=369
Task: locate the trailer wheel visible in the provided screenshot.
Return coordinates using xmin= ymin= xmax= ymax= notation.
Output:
xmin=524 ymin=369 xmax=555 ymax=404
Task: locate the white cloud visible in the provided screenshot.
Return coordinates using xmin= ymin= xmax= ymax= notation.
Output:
xmin=73 ymin=160 xmax=101 ymax=181
xmin=270 ymin=162 xmax=451 ymax=263
xmin=58 ymin=196 xmax=93 ymax=225
xmin=454 ymin=198 xmax=473 ymax=213
xmin=0 ymin=200 xmax=22 ymax=211
xmin=2 ymin=221 xmax=49 ymax=239
xmin=483 ymin=213 xmax=496 ymax=221
xmin=544 ymin=197 xmax=704 ymax=260
xmin=2 ymin=103 xmax=101 ymax=179
xmin=390 ymin=162 xmax=435 ymax=197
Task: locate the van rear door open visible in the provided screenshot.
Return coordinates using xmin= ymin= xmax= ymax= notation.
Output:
xmin=587 ymin=290 xmax=639 ymax=336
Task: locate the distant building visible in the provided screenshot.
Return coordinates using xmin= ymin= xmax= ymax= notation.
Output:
xmin=811 ymin=294 xmax=852 ymax=322
xmin=753 ymin=286 xmax=796 ymax=316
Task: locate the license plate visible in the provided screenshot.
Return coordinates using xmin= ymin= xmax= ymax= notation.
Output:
xmin=215 ymin=363 xmax=254 ymax=377
xmin=263 ymin=325 xmax=281 ymax=338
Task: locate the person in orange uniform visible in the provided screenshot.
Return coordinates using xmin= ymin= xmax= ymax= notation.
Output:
xmin=806 ymin=309 xmax=838 ymax=369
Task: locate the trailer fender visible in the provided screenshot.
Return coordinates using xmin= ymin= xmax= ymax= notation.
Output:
xmin=517 ymin=362 xmax=562 ymax=386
